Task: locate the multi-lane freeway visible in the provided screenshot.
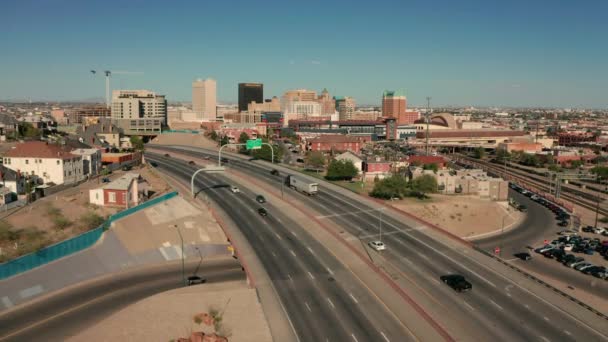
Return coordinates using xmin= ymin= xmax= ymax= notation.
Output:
xmin=0 ymin=259 xmax=244 ymax=341
xmin=146 ymin=153 xmax=417 ymax=342
xmin=151 ymin=144 xmax=608 ymax=342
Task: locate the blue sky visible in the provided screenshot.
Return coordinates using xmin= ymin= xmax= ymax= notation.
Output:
xmin=1 ymin=0 xmax=607 ymax=107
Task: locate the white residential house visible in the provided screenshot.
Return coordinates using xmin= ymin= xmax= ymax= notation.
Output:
xmin=335 ymin=151 xmax=364 ymax=173
xmin=3 ymin=141 xmax=84 ymax=186
xmin=71 ymin=148 xmax=102 ymax=177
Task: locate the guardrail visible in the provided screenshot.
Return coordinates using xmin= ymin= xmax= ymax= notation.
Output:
xmin=474 ymin=246 xmax=608 ymax=321
xmin=162 ymin=129 xmax=200 ymax=134
xmin=0 ymin=191 xmax=179 ymax=280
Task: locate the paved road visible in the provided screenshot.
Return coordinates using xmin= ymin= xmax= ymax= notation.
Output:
xmin=147 ymin=154 xmax=414 ymax=342
xmin=476 ymin=190 xmax=608 ymax=300
xmin=0 ymin=259 xmax=244 ymax=341
xmin=154 ymin=145 xmax=608 ymax=342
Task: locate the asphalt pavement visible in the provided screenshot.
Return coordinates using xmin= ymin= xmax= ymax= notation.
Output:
xmin=0 ymin=259 xmax=244 ymax=341
xmin=152 ymin=145 xmax=608 ymax=342
xmin=147 ymin=154 xmax=415 ymax=342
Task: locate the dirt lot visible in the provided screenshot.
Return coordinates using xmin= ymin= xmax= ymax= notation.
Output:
xmin=0 ymin=164 xmax=170 ymax=262
xmin=149 ymin=131 xmax=218 ymax=149
xmin=391 ymin=194 xmax=524 ymax=239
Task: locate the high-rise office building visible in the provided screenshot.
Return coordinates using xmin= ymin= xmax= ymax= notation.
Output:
xmin=111 ymin=90 xmax=167 ymax=123
xmin=282 ymin=89 xmax=317 ymax=102
xmin=335 ymin=96 xmax=356 ymax=121
xmin=382 ymin=90 xmax=407 ymax=118
xmin=238 ymin=83 xmax=263 ymax=112
xmin=192 ymin=78 xmax=217 ymax=121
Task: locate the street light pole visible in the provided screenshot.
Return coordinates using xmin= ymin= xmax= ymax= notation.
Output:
xmin=174 ymin=224 xmax=185 ymax=286
xmin=500 ymin=209 xmax=509 ymax=258
xmin=379 ymin=208 xmax=383 ymax=242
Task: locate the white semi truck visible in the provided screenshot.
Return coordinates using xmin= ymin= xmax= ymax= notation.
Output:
xmin=287 ymin=175 xmax=319 ymax=196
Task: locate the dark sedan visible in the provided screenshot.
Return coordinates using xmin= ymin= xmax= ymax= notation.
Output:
xmin=514 ymin=252 xmax=532 ymax=261
xmin=440 ymin=274 xmax=472 ymax=292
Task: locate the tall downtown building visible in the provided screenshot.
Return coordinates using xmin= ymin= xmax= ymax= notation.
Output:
xmin=335 ymin=96 xmax=356 ymax=121
xmin=238 ymin=83 xmax=263 ymax=112
xmin=110 ymin=89 xmax=167 ymax=134
xmin=382 ymin=90 xmax=419 ymax=124
xmin=192 ymin=78 xmax=217 ymax=121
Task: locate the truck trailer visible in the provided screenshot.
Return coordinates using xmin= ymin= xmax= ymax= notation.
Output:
xmin=287 ymin=175 xmax=319 ymax=196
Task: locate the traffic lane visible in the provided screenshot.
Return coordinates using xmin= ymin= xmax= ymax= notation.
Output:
xmin=151 ymin=157 xmax=331 ymax=341
xmin=511 ymin=255 xmax=608 ymax=300
xmin=315 ymin=188 xmax=605 ymax=341
xmin=207 ymin=171 xmax=405 ymax=342
xmin=308 ymin=191 xmax=541 ymax=341
xmin=476 ymin=190 xmax=559 ymax=256
xmin=1 ymin=266 xmax=244 ymax=342
xmin=0 ymin=259 xmax=240 ymax=338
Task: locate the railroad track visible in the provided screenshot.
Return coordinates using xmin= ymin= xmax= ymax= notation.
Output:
xmin=453 ymin=155 xmax=608 ymax=219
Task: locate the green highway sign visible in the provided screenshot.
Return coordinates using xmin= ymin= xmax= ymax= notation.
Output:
xmin=246 ymin=138 xmax=262 ymax=150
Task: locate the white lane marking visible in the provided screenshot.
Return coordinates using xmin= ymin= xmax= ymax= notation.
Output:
xmin=489 ymin=300 xmax=503 ymax=311
xmin=277 ymin=218 xmax=282 ymax=223
xmin=291 ymin=231 xmax=297 ymax=237
xmin=307 ymin=246 xmax=315 ymax=254
xmin=287 ymin=273 xmax=292 ymax=281
xmin=380 ymin=331 xmax=390 ymax=342
xmin=19 ymin=285 xmax=43 ymax=299
xmin=563 ymin=330 xmax=571 ymax=336
xmin=275 ymin=233 xmax=282 ymax=240
xmin=524 ymin=304 xmax=530 ymax=309
xmin=327 ymin=298 xmax=335 ymax=308
xmin=308 ymin=271 xmax=315 ymax=280
xmin=351 ymin=333 xmax=359 ymax=342
xmin=431 ymin=278 xmax=441 ymax=285
xmin=158 ymin=247 xmax=171 ymax=260
xmin=402 ymin=256 xmax=413 ymax=264
xmin=326 ymin=267 xmax=334 ymax=275
xmin=463 ymin=301 xmax=475 ymax=311
xmin=344 ymin=230 xmax=408 ymax=241
xmin=290 ymin=249 xmax=296 ymax=257
xmin=249 ymin=208 xmax=255 ymax=213
xmin=305 ymin=302 xmax=312 ymax=312
xmin=540 ymin=336 xmax=550 ymax=342
xmin=2 ymin=296 xmax=14 ymax=309
xmin=271 ymin=252 xmax=277 ymax=257
xmin=322 ymin=190 xmax=500 ymax=288
xmin=419 ymin=253 xmax=430 ymax=260
xmin=349 ymin=293 xmax=359 ymax=304
xmin=543 ymin=316 xmax=550 ymax=322
xmin=316 ymin=208 xmax=382 ymax=219
xmin=506 ymin=293 xmax=512 ymax=298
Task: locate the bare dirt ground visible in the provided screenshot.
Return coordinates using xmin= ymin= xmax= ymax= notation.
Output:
xmin=390 ymin=194 xmax=524 ymax=239
xmin=150 ymin=131 xmax=218 ymax=149
xmin=0 ymin=164 xmax=171 ymax=262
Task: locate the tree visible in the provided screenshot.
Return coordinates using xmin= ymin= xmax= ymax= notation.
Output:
xmin=411 ymin=174 xmax=438 ymax=193
xmin=305 ymin=151 xmax=326 ymax=170
xmin=325 ymin=159 xmax=358 ymax=181
xmin=209 ymin=130 xmax=218 ymax=141
xmin=591 ymin=166 xmax=608 ymax=179
xmin=238 ymin=132 xmax=250 ymax=154
xmin=20 ymin=123 xmax=40 ymax=138
xmin=130 ymin=136 xmax=144 ymax=151
xmin=220 ymin=135 xmax=229 ymax=146
xmin=251 ymin=143 xmax=282 ymax=162
xmin=473 ymin=147 xmax=485 ymax=159
xmin=520 ymin=154 xmax=540 ymax=167
xmin=422 ymin=163 xmax=439 ymax=173
xmin=496 ymin=149 xmax=511 ymax=163
xmin=569 ymin=160 xmax=583 ymax=169
xmin=370 ymin=175 xmax=409 ymax=199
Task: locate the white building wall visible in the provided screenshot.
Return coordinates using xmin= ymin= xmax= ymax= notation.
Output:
xmin=4 ymin=156 xmax=83 ymax=185
xmin=89 ymin=188 xmax=104 ymax=206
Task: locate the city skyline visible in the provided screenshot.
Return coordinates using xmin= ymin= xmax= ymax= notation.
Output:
xmin=1 ymin=0 xmax=607 ymax=108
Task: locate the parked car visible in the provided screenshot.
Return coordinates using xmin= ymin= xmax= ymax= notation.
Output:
xmin=257 ymin=208 xmax=268 ymax=216
xmin=517 ymin=204 xmax=528 ymax=212
xmin=122 ymin=165 xmax=132 ymax=171
xmin=582 ymin=226 xmax=595 ymax=233
xmin=557 ymin=221 xmax=569 ymax=227
xmin=563 ymin=244 xmax=574 ymax=252
xmin=440 ymin=274 xmax=472 ymax=292
xmin=230 ymin=186 xmax=240 ymax=193
xmin=102 ymin=177 xmax=111 ymax=183
xmin=569 ymin=259 xmax=588 ymax=268
xmin=368 ymin=240 xmax=386 ymax=251
xmin=565 ymin=257 xmax=584 ymax=267
xmin=575 ymin=262 xmax=594 ymax=271
xmin=583 ymin=266 xmax=604 ymax=275
xmin=561 ymin=254 xmax=577 ymax=265
xmin=256 ymin=195 xmax=266 ymax=203
xmin=594 ymin=227 xmax=606 ymax=235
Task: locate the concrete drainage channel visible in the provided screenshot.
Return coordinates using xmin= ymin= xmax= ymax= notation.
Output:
xmin=474 ymin=246 xmax=608 ymax=321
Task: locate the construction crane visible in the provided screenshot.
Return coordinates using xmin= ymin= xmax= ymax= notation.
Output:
xmin=90 ymin=70 xmax=143 ymax=108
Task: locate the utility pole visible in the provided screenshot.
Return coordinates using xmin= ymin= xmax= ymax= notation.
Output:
xmin=174 ymin=224 xmax=186 ymax=286
xmin=425 ymin=97 xmax=431 ymax=156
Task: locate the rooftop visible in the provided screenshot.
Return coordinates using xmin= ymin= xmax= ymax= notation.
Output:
xmin=102 ymin=173 xmax=140 ymax=191
xmin=4 ymin=141 xmax=77 ymax=160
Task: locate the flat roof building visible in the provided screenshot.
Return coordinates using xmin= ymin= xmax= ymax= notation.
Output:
xmin=238 ymin=83 xmax=263 ymax=112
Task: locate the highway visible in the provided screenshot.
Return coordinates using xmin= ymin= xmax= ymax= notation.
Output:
xmin=146 ymin=153 xmax=415 ymax=342
xmin=152 ymin=144 xmax=608 ymax=342
xmin=0 ymin=259 xmax=245 ymax=342
xmin=477 ymin=190 xmax=608 ymax=300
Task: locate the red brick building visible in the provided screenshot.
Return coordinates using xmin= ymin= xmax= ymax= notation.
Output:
xmin=407 ymin=155 xmax=447 ymax=168
xmin=308 ymin=135 xmax=362 ymax=153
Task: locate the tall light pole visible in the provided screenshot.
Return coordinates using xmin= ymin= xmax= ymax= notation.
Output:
xmin=378 ymin=208 xmax=383 ymax=243
xmin=174 ymin=224 xmax=185 ymax=286
xmin=500 ymin=208 xmax=509 ymax=257
xmin=425 ymin=97 xmax=431 ymax=156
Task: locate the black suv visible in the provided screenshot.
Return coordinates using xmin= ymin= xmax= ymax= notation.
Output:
xmin=256 ymin=195 xmax=266 ymax=203
xmin=258 ymin=208 xmax=268 ymax=217
xmin=270 ymin=169 xmax=279 ymax=176
xmin=514 ymin=252 xmax=532 ymax=261
xmin=440 ymin=274 xmax=472 ymax=292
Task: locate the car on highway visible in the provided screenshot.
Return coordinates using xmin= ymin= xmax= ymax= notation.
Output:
xmin=368 ymin=241 xmax=386 ymax=251
xmin=440 ymin=274 xmax=472 ymax=292
xmin=270 ymin=169 xmax=279 ymax=176
xmin=257 ymin=208 xmax=268 ymax=216
xmin=256 ymin=195 xmax=266 ymax=203
xmin=514 ymin=252 xmax=532 ymax=261
xmin=230 ymin=186 xmax=240 ymax=193
xmin=188 ymin=160 xmax=196 ymax=165
xmin=164 ymin=153 xmax=170 ymax=157
xmin=187 ymin=275 xmax=206 ymax=286
xmin=517 ymin=204 xmax=528 ymax=212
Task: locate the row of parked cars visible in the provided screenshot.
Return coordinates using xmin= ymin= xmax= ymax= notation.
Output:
xmin=534 ymin=234 xmax=608 ymax=280
xmin=582 ymin=225 xmax=608 ymax=236
xmin=509 ymin=183 xmax=572 ymax=226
